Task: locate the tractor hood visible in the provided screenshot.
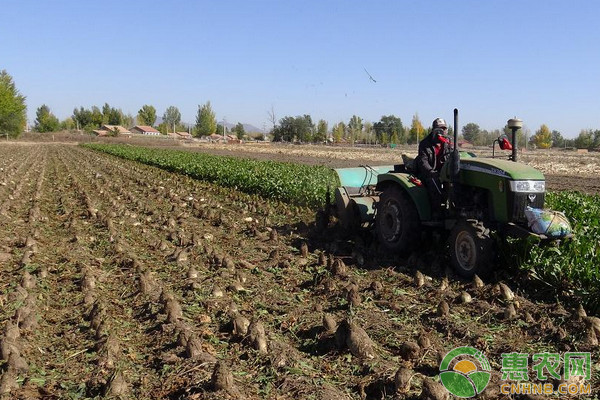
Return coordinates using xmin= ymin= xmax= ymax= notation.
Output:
xmin=459 ymin=158 xmax=545 ymax=181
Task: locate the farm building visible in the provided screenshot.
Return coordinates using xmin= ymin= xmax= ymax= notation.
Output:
xmin=130 ymin=125 xmax=161 ymax=135
xmin=168 ymin=131 xmax=193 ymax=140
xmin=227 ymin=134 xmax=242 ymax=144
xmin=92 ymin=129 xmax=110 ymax=137
xmin=102 ymin=125 xmax=131 ymax=135
xmin=208 ymin=133 xmax=225 ymax=142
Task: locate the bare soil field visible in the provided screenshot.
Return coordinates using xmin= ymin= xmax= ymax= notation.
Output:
xmin=0 ymin=142 xmax=598 ymax=399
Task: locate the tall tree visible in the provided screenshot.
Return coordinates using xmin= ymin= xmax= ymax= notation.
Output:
xmin=373 ymin=115 xmax=403 ymax=144
xmin=314 ymin=119 xmax=328 ymax=143
xmin=348 ymin=115 xmax=363 ymax=145
xmin=551 ymin=130 xmax=564 ymax=148
xmin=102 ymin=103 xmax=111 ymax=124
xmin=162 ymin=106 xmax=181 ymax=131
xmin=272 ymin=115 xmax=313 ymax=142
xmin=137 ymin=104 xmax=157 ymax=126
xmin=72 ymin=107 xmax=93 ymax=130
xmin=0 ymin=70 xmax=27 ymax=138
xmin=364 ymin=121 xmax=374 ymax=144
xmin=194 ymin=101 xmax=217 ymax=137
xmin=532 ymin=124 xmax=552 ymax=149
xmin=122 ymin=113 xmax=134 ymax=128
xmin=574 ymin=129 xmax=593 ymax=149
xmin=34 ymin=104 xmax=60 ymax=132
xmin=592 ymin=130 xmax=600 ymax=149
xmin=91 ymin=106 xmax=103 ymax=128
xmin=461 ymin=122 xmax=481 ymax=144
xmin=101 ymin=103 xmax=123 ymax=125
xmin=108 ymin=107 xmax=123 ymax=125
xmin=233 ymin=122 xmax=245 ymax=139
xmin=60 ymin=117 xmax=76 ymax=131
xmin=408 ymin=113 xmax=425 ymax=144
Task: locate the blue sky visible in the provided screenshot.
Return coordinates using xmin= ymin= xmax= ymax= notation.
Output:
xmin=2 ymin=0 xmax=599 ymax=136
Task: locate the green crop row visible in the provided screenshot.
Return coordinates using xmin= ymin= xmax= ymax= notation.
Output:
xmin=81 ymin=143 xmax=339 ymax=208
xmin=511 ymin=191 xmax=600 ymax=312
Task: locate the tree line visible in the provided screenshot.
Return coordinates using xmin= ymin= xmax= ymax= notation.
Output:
xmin=1 ymin=69 xmax=599 ymax=148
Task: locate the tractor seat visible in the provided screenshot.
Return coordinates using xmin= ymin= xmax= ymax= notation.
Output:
xmin=401 ymin=154 xmax=416 ymax=173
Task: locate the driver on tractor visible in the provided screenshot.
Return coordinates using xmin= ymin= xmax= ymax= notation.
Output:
xmin=415 ymin=118 xmax=452 ymax=219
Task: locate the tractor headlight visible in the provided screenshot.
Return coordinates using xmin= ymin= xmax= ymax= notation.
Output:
xmin=509 ymin=180 xmax=545 ymax=193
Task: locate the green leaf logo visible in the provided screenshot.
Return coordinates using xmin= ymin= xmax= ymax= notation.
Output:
xmin=439 ymin=346 xmax=491 ymax=398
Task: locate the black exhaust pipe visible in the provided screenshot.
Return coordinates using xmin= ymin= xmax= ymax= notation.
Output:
xmin=450 ymin=108 xmax=460 ymax=179
xmin=507 ymin=118 xmax=523 ymax=162
xmin=454 ymin=108 xmax=459 ymax=148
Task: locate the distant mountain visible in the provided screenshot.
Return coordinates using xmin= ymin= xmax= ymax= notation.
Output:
xmin=219 ymin=121 xmax=264 ymax=133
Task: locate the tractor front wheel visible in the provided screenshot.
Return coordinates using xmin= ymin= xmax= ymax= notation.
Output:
xmin=375 ymin=186 xmax=419 ymax=255
xmin=449 ymin=220 xmax=494 ymax=278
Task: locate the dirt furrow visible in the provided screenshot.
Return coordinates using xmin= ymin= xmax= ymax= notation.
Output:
xmin=1 ymin=144 xmax=597 ymax=400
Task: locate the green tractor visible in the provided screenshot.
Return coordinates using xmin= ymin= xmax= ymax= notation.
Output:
xmin=332 ymin=109 xmax=571 ymax=277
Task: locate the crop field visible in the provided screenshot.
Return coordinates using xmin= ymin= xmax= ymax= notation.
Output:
xmin=0 ymin=143 xmax=598 ymax=399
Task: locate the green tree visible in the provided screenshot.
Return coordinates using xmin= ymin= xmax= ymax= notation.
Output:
xmin=216 ymin=124 xmax=225 ymax=136
xmin=107 ymin=107 xmax=123 ymax=125
xmin=163 ymin=106 xmax=181 ymax=132
xmin=348 ymin=115 xmax=363 ymax=145
xmin=233 ymin=122 xmax=246 ymax=139
xmin=461 ymin=122 xmax=481 ymax=144
xmin=551 ymin=130 xmax=564 ymax=148
xmin=592 ymin=130 xmax=600 ymax=149
xmin=390 ymin=131 xmax=399 ymax=145
xmin=34 ymin=104 xmax=60 ymax=132
xmin=194 ymin=101 xmax=217 ymax=137
xmin=272 ymin=115 xmax=313 ymax=142
xmin=478 ymin=129 xmax=498 ymax=146
xmin=373 ymin=115 xmax=403 ymax=144
xmin=122 ymin=113 xmax=134 ymax=129
xmin=0 ymin=70 xmax=27 ymax=138
xmin=314 ymin=119 xmax=328 ymax=143
xmin=72 ymin=107 xmax=93 ymax=131
xmin=157 ymin=122 xmax=169 ymax=134
xmin=60 ymin=117 xmax=76 ymax=131
xmin=532 ymin=124 xmax=552 ymax=149
xmin=300 ymin=115 xmax=314 ymax=142
xmin=137 ymin=104 xmax=157 ymax=126
xmin=91 ymin=106 xmax=103 ymax=128
xmin=101 ymin=102 xmax=123 ymax=124
xmin=362 ymin=121 xmax=372 ymax=144
xmin=408 ymin=113 xmax=425 ymax=144
xmin=574 ymin=129 xmax=593 ymax=149
xmin=331 ymin=122 xmax=345 ymax=143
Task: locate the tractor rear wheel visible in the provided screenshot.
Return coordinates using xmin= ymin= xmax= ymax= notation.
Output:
xmin=375 ymin=185 xmax=419 ymax=255
xmin=449 ymin=219 xmax=494 ymax=278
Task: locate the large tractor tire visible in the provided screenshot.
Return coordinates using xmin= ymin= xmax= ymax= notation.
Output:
xmin=449 ymin=219 xmax=494 ymax=278
xmin=375 ymin=185 xmax=420 ymax=255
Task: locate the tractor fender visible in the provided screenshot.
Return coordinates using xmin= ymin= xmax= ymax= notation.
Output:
xmin=376 ymin=173 xmax=432 ymax=221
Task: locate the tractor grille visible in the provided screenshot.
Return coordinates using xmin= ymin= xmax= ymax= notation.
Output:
xmin=510 ymin=192 xmax=545 ymax=224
